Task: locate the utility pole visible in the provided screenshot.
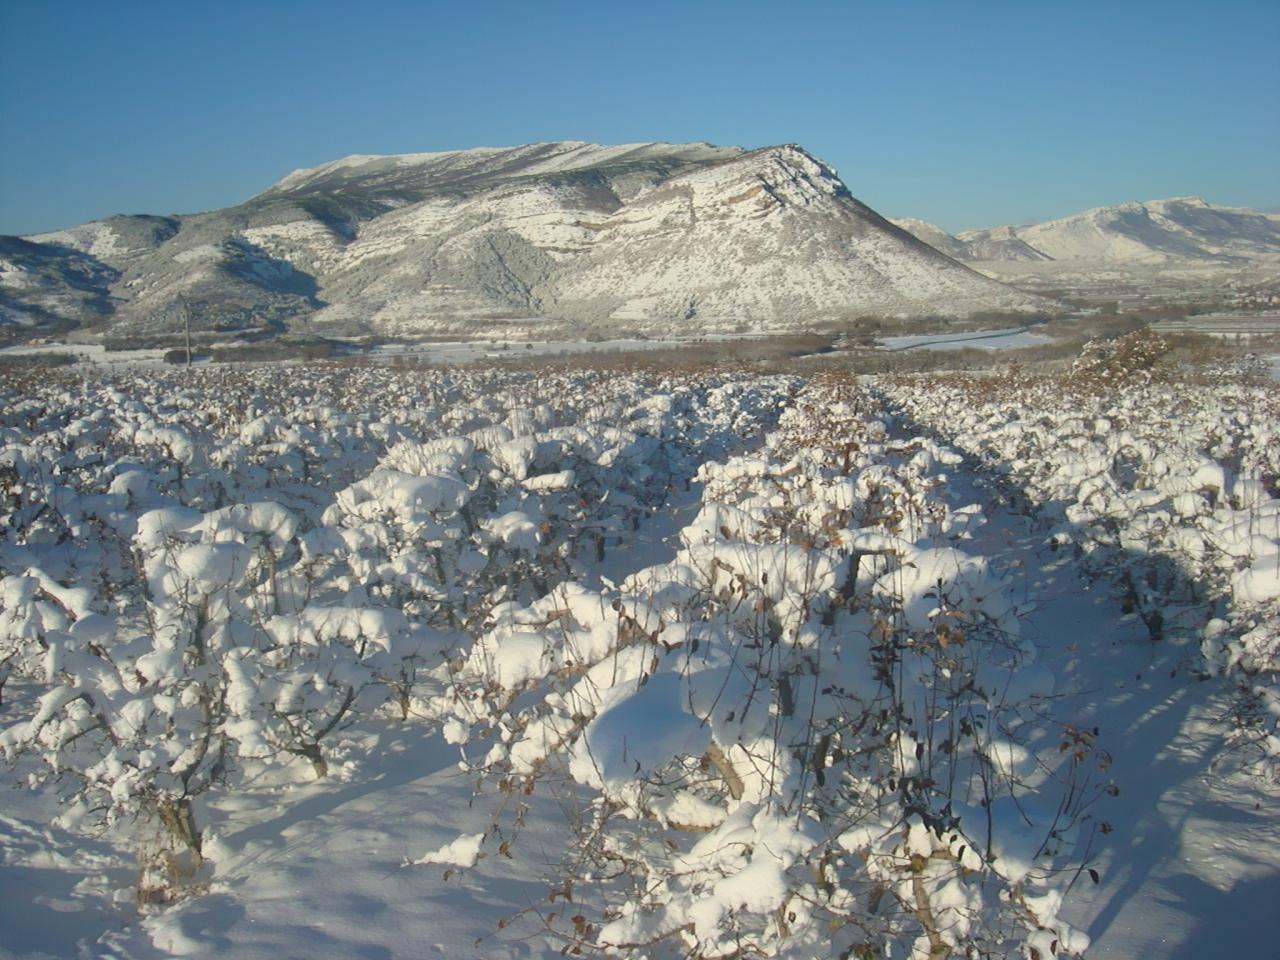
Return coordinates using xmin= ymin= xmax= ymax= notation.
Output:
xmin=179 ymin=297 xmax=192 ymax=370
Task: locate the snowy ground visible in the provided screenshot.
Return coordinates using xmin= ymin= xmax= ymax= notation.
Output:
xmin=877 ymin=326 xmax=1055 ymax=352
xmin=0 ymin=731 xmax=559 ymax=960
xmin=358 ymin=336 xmax=755 ymax=365
xmin=0 ymin=343 xmax=169 ymax=365
xmin=0 ymin=469 xmax=700 ymax=960
xmin=5 ymin=455 xmax=1273 ymax=960
xmin=1 ymin=362 xmax=1276 ymax=960
xmin=0 ymin=336 xmax=760 ymax=370
xmin=932 ymin=472 xmax=1280 ymax=959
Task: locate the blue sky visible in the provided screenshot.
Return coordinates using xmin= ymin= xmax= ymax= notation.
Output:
xmin=1 ymin=0 xmax=1276 ymax=235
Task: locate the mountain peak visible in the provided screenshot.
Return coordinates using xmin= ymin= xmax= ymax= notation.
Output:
xmin=741 ymin=143 xmax=841 ymax=178
xmin=1150 ymin=195 xmax=1209 ymax=207
xmin=3 ymin=139 xmax=1044 ymax=341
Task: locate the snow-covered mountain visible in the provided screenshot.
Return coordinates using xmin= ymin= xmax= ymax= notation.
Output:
xmin=894 ymin=198 xmax=1280 ymax=266
xmin=0 ymin=235 xmax=120 ymax=333
xmin=2 ymin=141 xmax=1042 ymax=342
xmin=885 ymin=217 xmax=972 ymax=261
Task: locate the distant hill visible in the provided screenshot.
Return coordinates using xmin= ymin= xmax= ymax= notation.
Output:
xmin=893 ymin=198 xmax=1280 ymax=266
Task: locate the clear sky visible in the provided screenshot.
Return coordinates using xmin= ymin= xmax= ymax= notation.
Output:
xmin=1 ymin=0 xmax=1276 ymax=236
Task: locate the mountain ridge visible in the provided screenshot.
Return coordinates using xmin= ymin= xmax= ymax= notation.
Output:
xmin=892 ymin=197 xmax=1280 ymax=266
xmin=2 ymin=140 xmax=1045 ymax=343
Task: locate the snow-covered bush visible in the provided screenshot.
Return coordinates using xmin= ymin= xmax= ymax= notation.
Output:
xmin=0 ymin=362 xmax=799 ymax=902
xmin=1067 ymin=327 xmax=1172 ymax=386
xmin=880 ymin=349 xmax=1280 ymax=773
xmin=425 ymin=376 xmax=1095 ymax=959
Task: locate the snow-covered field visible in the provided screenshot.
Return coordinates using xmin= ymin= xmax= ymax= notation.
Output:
xmin=0 ymin=336 xmax=765 ymax=370
xmin=878 ymin=326 xmax=1055 ymax=352
xmin=0 ymin=343 xmax=170 ymax=365
xmin=1 ymin=332 xmax=1277 ymax=959
xmin=1264 ymin=353 xmax=1280 ymax=383
xmin=361 ymin=335 xmax=765 ymax=365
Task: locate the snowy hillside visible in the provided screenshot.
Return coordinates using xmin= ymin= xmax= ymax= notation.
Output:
xmin=887 ymin=217 xmax=972 ymax=261
xmin=0 ymin=141 xmax=1043 ymax=341
xmin=0 ymin=236 xmax=119 ymax=336
xmin=893 ymin=198 xmax=1280 ymax=267
xmin=891 ymin=199 xmax=1280 ymax=302
xmin=528 ymin=145 xmax=1035 ymax=331
xmin=992 ymin=197 xmax=1280 ymax=264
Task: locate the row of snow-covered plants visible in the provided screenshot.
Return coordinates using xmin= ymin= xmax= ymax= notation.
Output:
xmin=879 ymin=337 xmax=1280 ymax=764
xmin=0 ymin=337 xmax=1276 ymax=959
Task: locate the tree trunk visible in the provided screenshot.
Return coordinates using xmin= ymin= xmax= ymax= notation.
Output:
xmin=157 ymin=796 xmax=203 ymax=863
xmin=299 ymin=742 xmax=329 ymax=778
